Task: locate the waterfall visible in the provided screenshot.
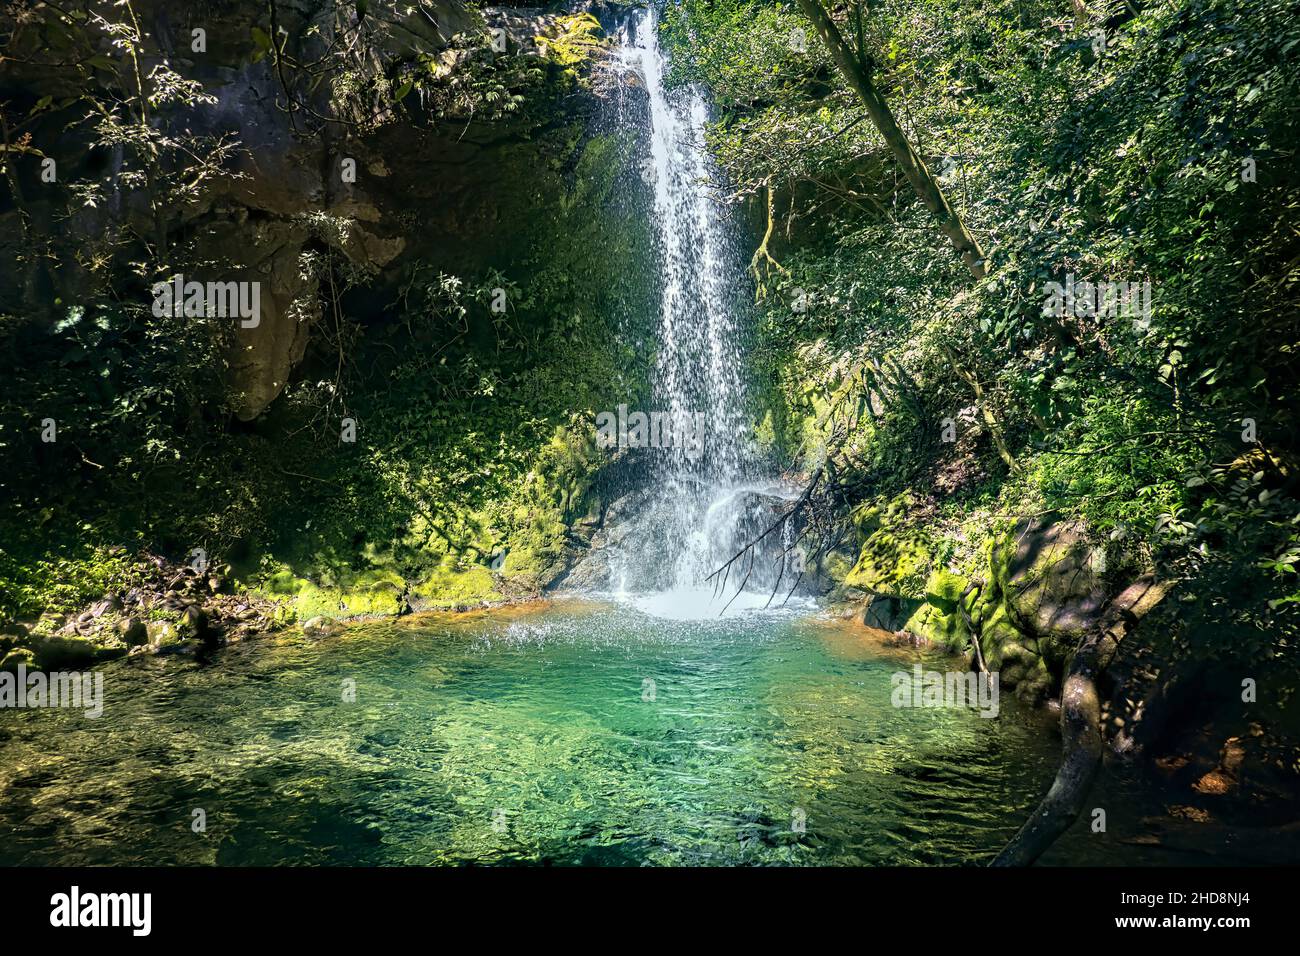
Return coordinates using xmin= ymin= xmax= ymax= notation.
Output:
xmin=591 ymin=7 xmax=801 ymax=617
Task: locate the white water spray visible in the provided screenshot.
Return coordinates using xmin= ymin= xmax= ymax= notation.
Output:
xmin=598 ymin=8 xmax=803 ymax=617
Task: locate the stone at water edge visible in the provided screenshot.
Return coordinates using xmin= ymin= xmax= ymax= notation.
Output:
xmin=995 ymin=518 xmax=1109 ymax=668
xmin=0 ymin=648 xmax=36 ymax=673
xmin=117 ymin=617 xmax=149 ymax=647
xmin=146 ymin=620 xmax=181 ymax=651
xmin=181 ymin=605 xmax=210 ymax=640
xmin=302 ymin=616 xmax=342 ymax=637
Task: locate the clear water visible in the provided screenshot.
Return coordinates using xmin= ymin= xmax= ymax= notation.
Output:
xmin=0 ymin=601 xmax=1170 ymax=866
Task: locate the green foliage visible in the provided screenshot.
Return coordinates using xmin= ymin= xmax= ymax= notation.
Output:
xmin=0 ymin=544 xmax=135 ymax=624
xmin=543 ymin=14 xmax=607 ymax=69
xmin=666 ymin=0 xmax=1300 ymax=677
xmin=409 ymin=32 xmax=547 ymax=120
xmin=0 ymin=34 xmax=651 ymax=621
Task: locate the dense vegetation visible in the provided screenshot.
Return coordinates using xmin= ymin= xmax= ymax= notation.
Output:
xmin=0 ymin=2 xmax=650 ymax=625
xmin=663 ymin=0 xmax=1300 ymax=695
xmin=0 ymin=0 xmax=1296 ymax=758
xmin=0 ymin=0 xmax=1297 ymax=867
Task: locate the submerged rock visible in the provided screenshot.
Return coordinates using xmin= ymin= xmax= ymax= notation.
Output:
xmin=302 ymin=616 xmax=342 ymax=638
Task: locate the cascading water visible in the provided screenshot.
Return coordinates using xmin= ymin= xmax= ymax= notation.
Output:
xmin=596 ymin=8 xmax=803 ymax=617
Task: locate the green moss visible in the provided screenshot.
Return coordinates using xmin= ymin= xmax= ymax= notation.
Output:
xmin=146 ymin=619 xmax=181 ymax=648
xmin=895 ymin=547 xmax=1057 ymax=699
xmin=0 ymin=647 xmax=36 ymax=671
xmin=752 ymin=409 xmax=779 ymax=453
xmin=843 ymin=494 xmax=932 ymax=596
xmin=255 ymin=566 xmax=407 ymax=621
xmin=821 ymin=549 xmax=856 ymax=586
xmin=977 ymin=601 xmax=1020 ymax=659
xmin=412 ymin=560 xmax=502 ymax=609
xmin=902 ymin=568 xmax=973 ymax=653
xmin=977 ymin=599 xmax=1046 ymax=693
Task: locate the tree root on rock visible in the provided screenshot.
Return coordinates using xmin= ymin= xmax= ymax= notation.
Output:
xmin=991 ymin=575 xmax=1172 ymax=866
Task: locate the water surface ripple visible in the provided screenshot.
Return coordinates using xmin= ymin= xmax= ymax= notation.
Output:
xmin=0 ymin=601 xmax=1164 ymax=865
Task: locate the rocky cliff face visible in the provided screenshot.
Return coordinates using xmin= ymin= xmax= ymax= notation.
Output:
xmin=0 ymin=0 xmax=621 ymax=418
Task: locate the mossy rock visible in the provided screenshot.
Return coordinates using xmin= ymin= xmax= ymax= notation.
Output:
xmin=146 ymin=620 xmax=185 ymax=652
xmin=901 ymin=569 xmax=974 ymax=653
xmin=497 ymin=516 xmax=567 ymax=592
xmin=31 ymin=613 xmax=66 ymax=637
xmin=263 ymin=569 xmax=303 ymax=596
xmin=302 ymin=616 xmax=343 ymax=637
xmin=29 ymin=634 xmax=127 ymax=669
xmin=257 ymin=567 xmax=407 ymax=620
xmin=860 ymin=593 xmax=924 ymax=631
xmin=412 ymin=560 xmax=502 ymax=610
xmin=117 ymin=617 xmax=149 ymax=647
xmin=843 ymin=495 xmax=931 ymax=595
xmin=339 ymin=569 xmax=407 ymax=616
xmin=996 ymin=519 xmax=1107 ymax=668
xmin=1003 ymin=656 xmax=1054 ymax=703
xmin=0 ymin=647 xmax=36 ymax=672
xmin=978 ymin=602 xmax=1031 ymax=668
xmin=820 ymin=549 xmax=856 ymax=587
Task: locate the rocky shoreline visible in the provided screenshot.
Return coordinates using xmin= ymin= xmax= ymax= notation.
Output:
xmin=0 ymin=548 xmax=564 ymax=673
xmin=0 ymin=555 xmax=293 ymax=671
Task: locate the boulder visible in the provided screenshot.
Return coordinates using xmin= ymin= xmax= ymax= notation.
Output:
xmin=27 ymin=634 xmax=125 ymax=669
xmin=117 ymin=617 xmax=149 ymax=647
xmin=146 ymin=620 xmax=185 ymax=653
xmin=993 ymin=518 xmax=1108 ymax=668
xmin=900 ymin=569 xmax=975 ymax=654
xmin=0 ymin=648 xmax=36 ymax=672
xmin=860 ymin=593 xmax=923 ymax=631
xmin=979 ymin=601 xmax=1053 ymax=702
xmin=181 ymin=605 xmax=210 ymax=641
xmin=89 ymin=595 xmax=123 ymax=618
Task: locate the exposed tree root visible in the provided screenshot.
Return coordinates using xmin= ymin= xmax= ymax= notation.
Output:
xmin=992 ymin=576 xmax=1172 ymax=866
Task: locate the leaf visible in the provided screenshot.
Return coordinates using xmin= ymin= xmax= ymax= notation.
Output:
xmin=394 ymin=79 xmax=413 ymax=102
xmin=251 ymin=26 xmax=272 ymax=62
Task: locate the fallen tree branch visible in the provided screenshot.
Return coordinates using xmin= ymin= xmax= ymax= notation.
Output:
xmin=959 ymin=578 xmax=987 ymax=674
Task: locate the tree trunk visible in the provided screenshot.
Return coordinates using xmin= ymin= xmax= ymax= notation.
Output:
xmin=794 ymin=0 xmax=987 ymax=279
xmin=940 ymin=343 xmax=1020 ymax=472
